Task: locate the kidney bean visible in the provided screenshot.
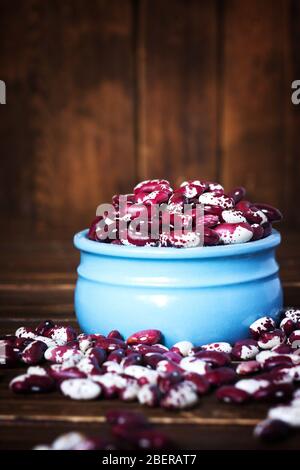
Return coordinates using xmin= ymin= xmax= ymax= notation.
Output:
xmin=156 ymin=359 xmax=183 ymax=376
xmin=193 ymin=350 xmax=231 ymax=367
xmin=127 ymin=329 xmax=162 ymax=346
xmin=157 ymin=371 xmax=183 ymax=394
xmin=99 ymin=358 xmax=122 ymax=374
xmin=119 ymin=377 xmax=139 ymax=401
xmin=135 ymin=189 xmax=171 ymax=206
xmin=249 ymin=316 xmax=276 ymax=339
xmin=254 ymin=419 xmax=291 ymax=442
xmin=221 ymin=210 xmax=247 ymax=224
xmin=49 ymin=364 xmax=86 ymax=382
xmin=15 ymin=338 xmax=38 ymax=353
xmin=288 ymin=330 xmax=300 ymax=349
xmin=258 ymin=329 xmax=285 ymax=350
xmin=252 ymin=203 xmax=283 ymax=223
xmin=203 ymin=227 xmax=220 ymax=246
xmin=251 ymin=223 xmax=264 ymax=241
xmin=179 ymin=357 xmax=210 ymax=375
xmin=107 ymin=330 xmax=123 ymax=340
xmin=134 ymin=179 xmax=171 ymax=195
xmin=203 ymin=204 xmax=223 ymax=216
xmin=216 ymin=385 xmax=250 ymax=404
xmin=53 ymin=432 xmax=106 ymax=451
xmin=263 ymin=367 xmax=296 ymax=385
xmin=0 ymin=340 xmax=20 ymax=366
xmin=171 ymin=341 xmax=194 ymax=357
xmin=129 ymin=343 xmax=168 ymax=355
xmin=235 ymin=200 xmax=251 ymax=212
xmin=91 ymin=372 xmax=128 ymax=398
xmin=244 ymin=207 xmax=268 ymax=225
xmin=10 ymin=373 xmax=55 ymax=393
xmin=263 ymin=355 xmax=294 ymax=371
xmin=112 ymin=193 xmax=135 ymax=207
xmin=272 ymin=344 xmax=293 ymax=354
xmin=231 ymin=339 xmax=259 ymax=361
xmin=77 ymin=334 xmax=96 ymax=353
xmin=199 ymin=192 xmax=234 ymax=210
xmin=76 ymin=356 xmax=102 ymax=375
xmin=205 ymin=367 xmax=236 ymax=387
xmin=0 ymin=334 xmax=16 ymax=344
xmin=44 ymin=345 xmax=83 ymax=364
xmin=269 ymin=405 xmax=300 ymax=427
xmin=284 ymin=308 xmax=300 ymax=323
xmin=236 ymin=360 xmax=261 ymax=376
xmin=177 ymin=181 xmax=206 ymax=199
xmin=280 ymin=318 xmax=297 ymax=336
xmin=124 ymin=365 xmax=158 ymax=385
xmin=60 ymin=378 xmax=101 ymax=400
xmin=94 ymin=337 xmax=126 ymax=352
xmin=121 ymin=353 xmax=143 ymax=368
xmin=143 ymin=352 xmax=165 ymax=368
xmin=34 ymin=335 xmax=58 ymax=348
xmin=235 ymin=378 xmax=270 ymax=395
xmin=163 ymin=351 xmax=182 ymax=364
xmin=15 ymin=326 xmax=36 ymax=339
xmin=253 ymin=383 xmax=294 ymax=403
xmin=85 ymin=346 xmax=107 ymax=365
xmin=160 ymin=381 xmax=198 ymax=410
xmin=206 ymin=182 xmax=224 ymax=193
xmin=227 ymin=187 xmax=246 ymax=203
xmin=160 ymin=230 xmax=202 ymax=248
xmin=137 ymin=384 xmax=162 ymax=407
xmin=167 ymin=190 xmax=186 ymax=211
xmin=104 ymin=349 xmax=125 ymax=365
xmin=44 ymin=326 xmax=77 ymax=346
xmin=255 ymin=350 xmax=277 ymax=365
xmin=21 ymin=340 xmax=47 ymax=365
xmin=183 ymin=372 xmax=210 ymax=395
xmin=27 ymin=366 xmax=49 ymax=376
xmin=87 ymin=216 xmax=103 ymax=240
xmin=262 ymin=222 xmax=272 ymax=238
xmin=213 ymin=222 xmax=253 ymax=244
xmin=35 ymin=320 xmax=56 ymax=336
xmin=201 ymin=342 xmax=232 ymax=354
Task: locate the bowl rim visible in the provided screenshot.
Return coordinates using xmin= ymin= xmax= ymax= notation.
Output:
xmin=74 ymin=228 xmax=281 ymax=259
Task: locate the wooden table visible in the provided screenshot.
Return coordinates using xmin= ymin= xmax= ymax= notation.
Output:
xmin=1 ymin=231 xmax=300 ymax=450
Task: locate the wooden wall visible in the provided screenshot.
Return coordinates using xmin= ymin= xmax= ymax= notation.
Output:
xmin=0 ymin=0 xmax=299 ymax=237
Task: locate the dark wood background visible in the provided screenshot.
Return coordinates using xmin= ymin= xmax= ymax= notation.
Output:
xmin=1 ymin=0 xmax=300 ymax=240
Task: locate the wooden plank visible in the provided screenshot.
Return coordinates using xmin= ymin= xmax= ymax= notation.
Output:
xmin=1 ymin=420 xmax=299 ymax=450
xmin=137 ymin=0 xmax=218 ymax=185
xmin=0 ymin=0 xmax=135 ymax=233
xmin=285 ymin=0 xmax=300 ymax=228
xmin=221 ymin=0 xmax=287 ymax=211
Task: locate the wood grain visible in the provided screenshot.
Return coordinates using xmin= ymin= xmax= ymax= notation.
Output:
xmin=0 ymin=0 xmax=135 ymax=234
xmin=137 ymin=0 xmax=218 ymax=186
xmin=221 ymin=0 xmax=287 ymax=209
xmin=285 ymin=0 xmax=300 ymax=228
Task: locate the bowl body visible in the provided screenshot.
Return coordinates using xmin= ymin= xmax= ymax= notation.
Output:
xmin=74 ymin=229 xmax=283 ymax=347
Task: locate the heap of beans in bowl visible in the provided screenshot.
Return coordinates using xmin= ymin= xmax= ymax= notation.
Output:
xmin=87 ymin=179 xmax=282 ymax=247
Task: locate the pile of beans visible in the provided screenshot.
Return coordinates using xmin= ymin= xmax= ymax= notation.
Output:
xmin=88 ymin=179 xmax=282 ymax=247
xmin=1 ymin=307 xmax=300 ymax=444
xmin=34 ymin=410 xmax=175 ymax=450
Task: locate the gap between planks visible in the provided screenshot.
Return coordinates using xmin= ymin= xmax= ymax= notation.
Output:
xmin=0 ymin=414 xmax=259 ymax=426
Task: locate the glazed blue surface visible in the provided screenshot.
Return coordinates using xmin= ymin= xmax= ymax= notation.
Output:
xmin=74 ymin=229 xmax=283 ymax=347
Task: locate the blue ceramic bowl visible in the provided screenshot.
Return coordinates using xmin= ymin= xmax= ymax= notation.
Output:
xmin=74 ymin=229 xmax=283 ymax=347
